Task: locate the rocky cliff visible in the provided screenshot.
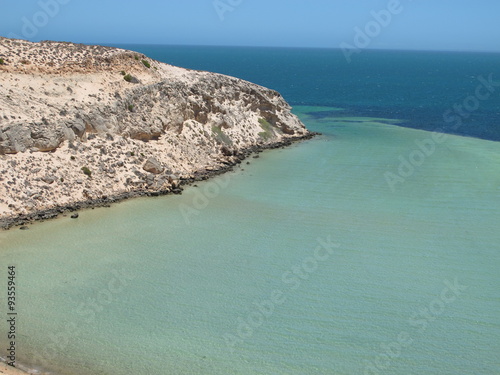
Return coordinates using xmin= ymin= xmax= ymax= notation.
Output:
xmin=0 ymin=38 xmax=311 ymax=224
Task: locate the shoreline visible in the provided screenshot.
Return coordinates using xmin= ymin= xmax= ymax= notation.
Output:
xmin=0 ymin=132 xmax=318 ymax=375
xmin=1 ymin=38 xmax=312 ymax=229
xmin=0 ymin=133 xmax=318 ymax=230
xmin=0 ymin=363 xmax=32 ymax=375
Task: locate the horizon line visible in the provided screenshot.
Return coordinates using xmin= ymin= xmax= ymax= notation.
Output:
xmin=2 ymin=35 xmax=499 ymax=55
xmin=88 ymin=42 xmax=500 ymax=55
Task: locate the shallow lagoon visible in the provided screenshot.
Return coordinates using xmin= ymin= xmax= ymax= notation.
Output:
xmin=1 ymin=107 xmax=499 ymax=374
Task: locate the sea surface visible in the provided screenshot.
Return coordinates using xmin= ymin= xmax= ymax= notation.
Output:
xmin=0 ymin=47 xmax=499 ymax=375
xmin=115 ymin=45 xmax=500 ymax=141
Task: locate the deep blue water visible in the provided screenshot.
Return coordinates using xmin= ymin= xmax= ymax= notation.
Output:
xmin=108 ymin=44 xmax=500 ymax=141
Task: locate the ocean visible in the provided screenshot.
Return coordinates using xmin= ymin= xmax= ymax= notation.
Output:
xmin=0 ymin=46 xmax=499 ymax=375
xmin=116 ymin=45 xmax=500 ymax=141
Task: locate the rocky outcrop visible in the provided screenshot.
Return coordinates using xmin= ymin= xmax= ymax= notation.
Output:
xmin=0 ymin=37 xmax=312 ymax=224
xmin=143 ymin=157 xmax=164 ymax=174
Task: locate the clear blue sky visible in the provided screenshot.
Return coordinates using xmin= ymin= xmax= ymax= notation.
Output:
xmin=0 ymin=0 xmax=499 ymax=52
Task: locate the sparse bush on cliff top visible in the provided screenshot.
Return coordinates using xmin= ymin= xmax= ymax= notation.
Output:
xmin=123 ymin=74 xmax=139 ymax=83
xmin=0 ymin=58 xmax=5 ymax=65
xmin=142 ymin=59 xmax=151 ymax=68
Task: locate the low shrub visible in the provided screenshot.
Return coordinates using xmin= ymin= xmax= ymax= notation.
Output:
xmin=258 ymin=118 xmax=274 ymax=140
xmin=81 ymin=166 xmax=92 ymax=177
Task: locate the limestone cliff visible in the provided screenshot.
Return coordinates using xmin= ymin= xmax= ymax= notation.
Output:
xmin=0 ymin=38 xmax=310 ymax=222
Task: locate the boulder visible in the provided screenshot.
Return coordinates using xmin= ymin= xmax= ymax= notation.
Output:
xmin=143 ymin=157 xmax=164 ymax=174
xmin=68 ymin=119 xmax=86 ymax=138
xmin=41 ymin=175 xmax=57 ymax=184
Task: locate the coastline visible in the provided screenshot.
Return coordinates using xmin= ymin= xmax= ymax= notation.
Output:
xmin=1 ymin=38 xmax=312 ymax=227
xmin=0 ymin=363 xmax=31 ymax=375
xmin=0 ymin=132 xmax=318 ymax=230
xmin=0 ymin=132 xmax=317 ymax=375
xmin=0 ymin=38 xmax=316 ymax=375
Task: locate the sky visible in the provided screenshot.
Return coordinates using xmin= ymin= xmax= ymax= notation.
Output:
xmin=0 ymin=0 xmax=499 ymax=52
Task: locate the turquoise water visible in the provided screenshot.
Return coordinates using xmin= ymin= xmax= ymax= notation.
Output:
xmin=1 ymin=107 xmax=499 ymax=374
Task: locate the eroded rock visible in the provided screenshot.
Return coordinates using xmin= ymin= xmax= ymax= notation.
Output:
xmin=143 ymin=157 xmax=164 ymax=174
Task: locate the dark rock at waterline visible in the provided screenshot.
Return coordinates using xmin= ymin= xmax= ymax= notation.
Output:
xmin=71 ymin=213 xmax=79 ymax=219
xmin=20 ymin=226 xmax=29 ymax=230
xmin=220 ymin=146 xmax=234 ymax=157
xmin=0 ymin=133 xmax=318 ymax=230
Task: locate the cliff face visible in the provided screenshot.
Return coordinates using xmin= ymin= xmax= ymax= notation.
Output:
xmin=0 ymin=38 xmax=309 ymax=219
